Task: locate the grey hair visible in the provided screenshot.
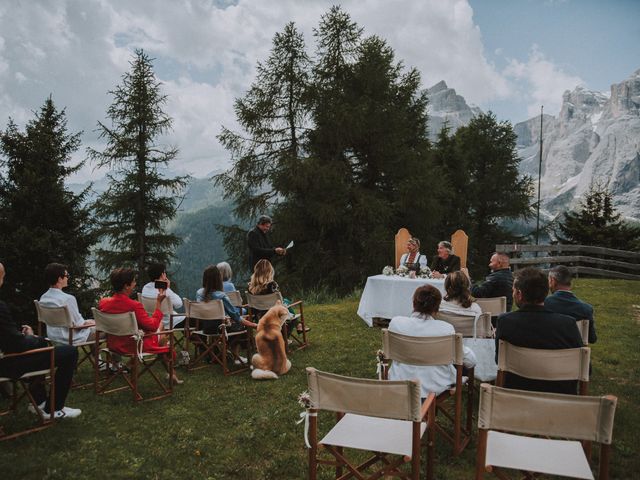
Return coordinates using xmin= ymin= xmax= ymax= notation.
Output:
xmin=438 ymin=241 xmax=453 ymax=253
xmin=548 ymin=265 xmax=572 ymax=286
xmin=216 ymin=261 xmax=233 ymax=281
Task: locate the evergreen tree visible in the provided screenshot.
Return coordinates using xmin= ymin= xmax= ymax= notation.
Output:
xmin=449 ymin=113 xmax=533 ymax=275
xmin=90 ymin=49 xmax=187 ymax=277
xmin=558 ymin=182 xmax=640 ymax=250
xmin=0 ymin=97 xmax=96 ymax=324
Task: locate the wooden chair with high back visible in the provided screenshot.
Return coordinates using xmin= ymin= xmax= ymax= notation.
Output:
xmin=305 ymin=367 xmax=437 ymax=480
xmin=450 ymin=230 xmax=468 ymax=269
xmin=0 ymin=346 xmax=56 ymax=441
xmin=496 ymin=340 xmax=591 ymax=395
xmin=379 ymin=329 xmax=473 ymax=456
xmin=182 ymin=298 xmax=251 ymax=375
xmin=34 ymin=300 xmax=101 ymax=388
xmin=475 ymin=383 xmax=617 ymax=479
xmin=245 ymin=291 xmax=308 ymax=352
xmin=92 ymin=308 xmax=174 ymax=402
xmin=394 ymin=228 xmax=412 ymax=268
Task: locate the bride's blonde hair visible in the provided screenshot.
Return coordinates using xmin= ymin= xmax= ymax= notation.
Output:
xmin=248 ymin=259 xmax=274 ymax=294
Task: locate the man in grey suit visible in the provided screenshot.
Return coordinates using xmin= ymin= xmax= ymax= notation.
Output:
xmin=545 ymin=265 xmax=596 ymax=344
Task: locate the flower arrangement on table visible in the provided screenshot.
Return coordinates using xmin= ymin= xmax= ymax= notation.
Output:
xmin=382 ymin=265 xmax=432 ymax=278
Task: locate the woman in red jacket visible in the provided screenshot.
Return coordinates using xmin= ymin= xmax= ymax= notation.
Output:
xmin=98 ymin=268 xmax=182 ymax=384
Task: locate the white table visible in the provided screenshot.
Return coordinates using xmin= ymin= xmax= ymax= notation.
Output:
xmin=357 ymin=275 xmax=446 ymax=327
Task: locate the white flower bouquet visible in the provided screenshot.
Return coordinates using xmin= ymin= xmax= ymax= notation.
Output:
xmin=419 ymin=266 xmax=432 ymax=279
xmin=395 ymin=265 xmax=409 ymax=277
xmin=382 ymin=265 xmax=394 ymax=276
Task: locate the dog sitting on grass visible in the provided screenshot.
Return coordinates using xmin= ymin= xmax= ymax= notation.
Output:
xmin=251 ymin=301 xmax=291 ymax=380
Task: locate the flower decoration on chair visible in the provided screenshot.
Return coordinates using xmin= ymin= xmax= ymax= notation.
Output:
xmin=395 ymin=265 xmax=409 ymax=277
xmin=419 ymin=266 xmax=432 ymax=279
xmin=382 ymin=265 xmax=394 ymax=276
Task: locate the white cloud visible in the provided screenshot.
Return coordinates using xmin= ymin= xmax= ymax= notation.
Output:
xmin=503 ymin=45 xmax=584 ymax=118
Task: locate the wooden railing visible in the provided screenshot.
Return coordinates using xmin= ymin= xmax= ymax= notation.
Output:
xmin=495 ymin=244 xmax=640 ymax=281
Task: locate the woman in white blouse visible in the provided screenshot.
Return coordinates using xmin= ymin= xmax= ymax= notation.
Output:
xmin=399 ymin=237 xmax=428 ymax=271
xmin=388 ymin=284 xmax=476 ymax=398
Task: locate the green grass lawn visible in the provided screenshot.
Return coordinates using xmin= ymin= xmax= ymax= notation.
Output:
xmin=1 ymin=278 xmax=638 ymax=479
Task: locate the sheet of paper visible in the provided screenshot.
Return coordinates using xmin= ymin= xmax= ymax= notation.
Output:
xmin=285 ymin=241 xmax=294 ymax=250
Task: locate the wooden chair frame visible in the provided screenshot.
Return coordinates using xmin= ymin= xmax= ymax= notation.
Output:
xmin=380 ymin=330 xmax=474 ymax=456
xmin=92 ymin=308 xmax=174 ymax=403
xmin=475 ymin=383 xmax=617 ymax=480
xmin=137 ymin=294 xmax=187 ymax=353
xmin=245 ymin=291 xmax=308 ymax=352
xmin=306 ymin=367 xmax=437 ymax=480
xmin=183 ymin=299 xmax=252 ymax=376
xmin=34 ymin=300 xmax=101 ymax=389
xmin=0 ymin=347 xmax=56 ymax=441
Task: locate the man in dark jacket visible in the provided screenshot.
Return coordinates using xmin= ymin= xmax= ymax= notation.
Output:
xmin=495 ymin=267 xmax=584 ymax=394
xmin=0 ymin=262 xmax=80 ymax=419
xmin=247 ymin=215 xmax=285 ymax=270
xmin=545 ymin=265 xmax=596 ymax=344
xmin=471 ymin=252 xmax=514 ymax=311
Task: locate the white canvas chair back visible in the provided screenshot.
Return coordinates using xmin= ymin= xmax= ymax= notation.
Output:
xmin=226 ymin=291 xmax=243 ymax=308
xmin=478 ymin=383 xmax=616 ymax=444
xmin=245 ymin=291 xmax=283 ymax=311
xmin=306 ymin=367 xmax=422 ymax=422
xmin=394 ymin=228 xmax=412 ymax=268
xmin=34 ymin=300 xmax=73 ymax=328
xmin=435 ymin=311 xmax=493 ymax=338
xmin=91 ymin=308 xmax=138 ymax=336
xmin=450 ymin=230 xmax=468 ymax=269
xmin=475 ymin=297 xmax=507 ymax=316
xmin=577 ymin=319 xmax=590 ymax=345
xmin=137 ymin=293 xmax=172 ymax=316
xmin=183 ymin=298 xmax=225 ymax=320
xmin=382 ymin=330 xmax=464 ymax=366
xmin=497 ymin=340 xmax=590 ymax=382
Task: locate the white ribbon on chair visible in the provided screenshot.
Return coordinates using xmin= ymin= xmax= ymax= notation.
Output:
xmin=297 ymin=410 xmax=317 ymax=449
xmin=131 ymin=329 xmax=145 ymax=362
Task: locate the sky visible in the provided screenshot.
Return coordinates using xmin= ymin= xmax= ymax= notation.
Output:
xmin=0 ymin=0 xmax=638 ymax=183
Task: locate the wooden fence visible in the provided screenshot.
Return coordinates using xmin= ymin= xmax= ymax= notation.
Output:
xmin=495 ymin=244 xmax=640 ymax=281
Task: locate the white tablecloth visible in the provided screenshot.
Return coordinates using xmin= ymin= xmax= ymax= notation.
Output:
xmin=357 ymin=275 xmax=446 ymax=327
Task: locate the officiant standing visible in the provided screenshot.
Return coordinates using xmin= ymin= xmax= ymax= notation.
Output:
xmin=247 ymin=215 xmax=286 ymax=270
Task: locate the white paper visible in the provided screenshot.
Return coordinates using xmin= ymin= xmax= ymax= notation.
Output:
xmin=285 ymin=241 xmax=294 ymax=250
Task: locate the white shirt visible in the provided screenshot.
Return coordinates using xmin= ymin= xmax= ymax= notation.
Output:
xmin=39 ymin=288 xmax=92 ymax=345
xmin=399 ymin=252 xmax=428 ymax=268
xmin=388 ymin=312 xmax=477 ymax=397
xmin=141 ymin=282 xmax=184 ymax=328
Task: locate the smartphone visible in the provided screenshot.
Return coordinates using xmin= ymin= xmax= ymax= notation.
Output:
xmin=154 ymin=280 xmax=168 ymax=290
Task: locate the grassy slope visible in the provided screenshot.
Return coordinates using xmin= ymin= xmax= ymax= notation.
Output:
xmin=1 ymin=279 xmax=638 ymax=479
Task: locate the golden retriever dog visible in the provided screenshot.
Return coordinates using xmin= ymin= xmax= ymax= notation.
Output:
xmin=251 ymin=301 xmax=292 ymax=380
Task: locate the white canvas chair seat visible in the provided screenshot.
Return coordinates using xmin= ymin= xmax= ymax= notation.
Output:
xmin=92 ymin=308 xmax=174 ymax=402
xmin=320 ymin=413 xmax=428 ymax=458
xmin=486 ymin=430 xmax=593 ymax=479
xmin=475 ymin=297 xmax=507 ymax=317
xmin=476 ymin=384 xmax=617 ymax=479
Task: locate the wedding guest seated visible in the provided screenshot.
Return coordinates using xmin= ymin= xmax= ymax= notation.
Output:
xmin=430 ymin=241 xmax=461 ymax=278
xmin=195 ymin=265 xmax=256 ymax=332
xmin=399 ymin=237 xmax=428 ymax=271
xmin=39 ymin=263 xmax=96 ymax=345
xmin=495 ymin=267 xmax=583 ymax=394
xmin=247 ymin=259 xmax=308 ymax=334
xmin=0 ymin=261 xmax=81 ymax=418
xmin=387 ymin=284 xmax=476 ymax=398
xmin=545 ymin=265 xmax=596 ymax=344
xmin=141 ymin=263 xmax=185 ymax=328
xmin=469 ymin=252 xmax=514 ymax=312
xmin=216 ymin=261 xmax=237 ymax=292
xmin=98 ymin=268 xmax=182 ymax=385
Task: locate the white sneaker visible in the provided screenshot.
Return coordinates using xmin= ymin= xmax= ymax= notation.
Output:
xmin=27 ymin=401 xmax=46 ymax=415
xmin=234 ymin=355 xmax=248 ymax=365
xmin=52 ymin=406 xmax=82 ymax=419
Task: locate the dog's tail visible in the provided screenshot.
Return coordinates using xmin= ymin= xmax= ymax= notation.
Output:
xmin=251 ymin=368 xmax=279 ymax=380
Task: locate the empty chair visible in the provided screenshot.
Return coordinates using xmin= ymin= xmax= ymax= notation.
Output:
xmin=92 ymin=308 xmax=174 ymax=402
xmin=305 ymin=367 xmax=436 ymax=480
xmin=476 ymin=383 xmax=617 ymax=479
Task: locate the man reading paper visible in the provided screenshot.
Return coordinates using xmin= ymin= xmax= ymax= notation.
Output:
xmin=247 ymin=215 xmax=286 ymax=270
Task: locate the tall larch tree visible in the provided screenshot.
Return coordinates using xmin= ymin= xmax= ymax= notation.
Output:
xmin=0 ymin=97 xmax=96 ymax=324
xmin=90 ymin=49 xmax=187 ymax=278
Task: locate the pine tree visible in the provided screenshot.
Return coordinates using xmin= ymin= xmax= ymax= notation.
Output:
xmin=0 ymin=97 xmax=96 ymax=323
xmin=450 ymin=113 xmax=533 ymax=275
xmin=558 ymin=182 xmax=640 ymax=250
xmin=90 ymin=49 xmax=187 ymax=277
